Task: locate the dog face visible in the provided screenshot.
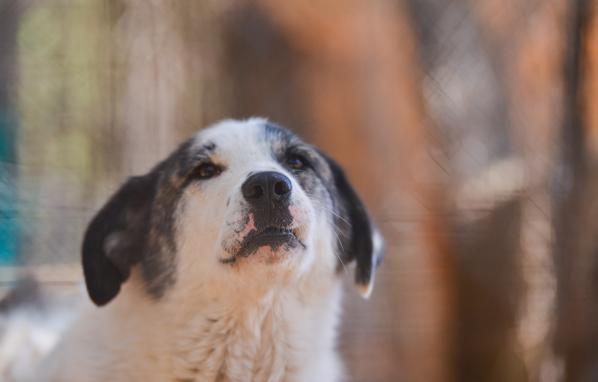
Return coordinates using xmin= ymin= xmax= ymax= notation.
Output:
xmin=82 ymin=119 xmax=383 ymax=306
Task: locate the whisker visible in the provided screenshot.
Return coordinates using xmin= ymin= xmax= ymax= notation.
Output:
xmin=329 ymin=220 xmax=349 ymax=275
xmin=316 ymin=203 xmax=351 ymax=225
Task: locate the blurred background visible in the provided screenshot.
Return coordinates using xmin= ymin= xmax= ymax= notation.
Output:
xmin=1 ymin=0 xmax=598 ymax=381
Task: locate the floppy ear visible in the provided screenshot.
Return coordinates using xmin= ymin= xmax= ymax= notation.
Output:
xmin=82 ymin=174 xmax=157 ymax=306
xmin=323 ymin=155 xmax=384 ymax=299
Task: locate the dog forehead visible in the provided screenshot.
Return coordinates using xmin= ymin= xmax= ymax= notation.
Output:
xmin=189 ymin=118 xmax=298 ymax=163
xmin=191 ymin=119 xmax=267 ymax=163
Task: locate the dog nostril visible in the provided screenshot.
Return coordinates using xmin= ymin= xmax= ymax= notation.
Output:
xmin=247 ymin=184 xmax=264 ymax=200
xmin=274 ymin=180 xmax=291 ymax=197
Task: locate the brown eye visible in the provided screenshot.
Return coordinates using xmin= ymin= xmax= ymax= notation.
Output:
xmin=286 ymin=154 xmax=308 ymax=171
xmin=193 ymin=162 xmax=222 ymax=180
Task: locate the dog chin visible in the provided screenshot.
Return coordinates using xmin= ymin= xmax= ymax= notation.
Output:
xmin=240 ymin=244 xmax=301 ymax=265
xmin=220 ymin=226 xmax=308 ymax=266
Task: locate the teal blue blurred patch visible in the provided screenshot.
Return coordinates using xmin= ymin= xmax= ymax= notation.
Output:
xmin=0 ymin=109 xmax=19 ymax=265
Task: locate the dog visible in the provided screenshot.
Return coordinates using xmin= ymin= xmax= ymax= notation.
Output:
xmin=31 ymin=118 xmax=383 ymax=381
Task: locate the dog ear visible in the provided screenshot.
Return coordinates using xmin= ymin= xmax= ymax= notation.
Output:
xmin=323 ymin=154 xmax=384 ymax=299
xmin=82 ymin=174 xmax=157 ymax=306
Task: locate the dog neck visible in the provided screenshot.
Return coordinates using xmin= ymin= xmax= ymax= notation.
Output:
xmin=167 ymin=290 xmax=336 ymax=381
xmin=163 ymin=269 xmax=343 ymax=382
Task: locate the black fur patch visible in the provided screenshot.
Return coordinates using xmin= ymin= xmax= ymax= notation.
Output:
xmin=322 ymin=154 xmax=381 ymax=287
xmin=82 ymin=174 xmax=157 ymax=306
xmin=82 ymin=139 xmax=210 ymax=305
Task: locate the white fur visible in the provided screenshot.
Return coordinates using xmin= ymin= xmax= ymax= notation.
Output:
xmin=32 ymin=119 xmax=347 ymax=382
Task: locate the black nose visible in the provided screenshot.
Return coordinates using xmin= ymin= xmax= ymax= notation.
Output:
xmin=242 ymin=171 xmax=292 ymax=204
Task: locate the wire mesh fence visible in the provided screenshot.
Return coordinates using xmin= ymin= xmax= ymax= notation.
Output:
xmin=1 ymin=0 xmax=597 ymax=381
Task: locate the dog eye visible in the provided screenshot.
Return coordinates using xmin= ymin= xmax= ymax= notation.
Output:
xmin=286 ymin=153 xmax=309 ymax=171
xmin=193 ymin=162 xmax=222 ymax=180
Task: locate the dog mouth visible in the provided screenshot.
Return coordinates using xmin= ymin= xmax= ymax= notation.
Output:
xmin=220 ymin=226 xmax=305 ymax=264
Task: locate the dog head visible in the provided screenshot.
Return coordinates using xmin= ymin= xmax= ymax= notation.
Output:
xmin=82 ymin=118 xmax=383 ymax=306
